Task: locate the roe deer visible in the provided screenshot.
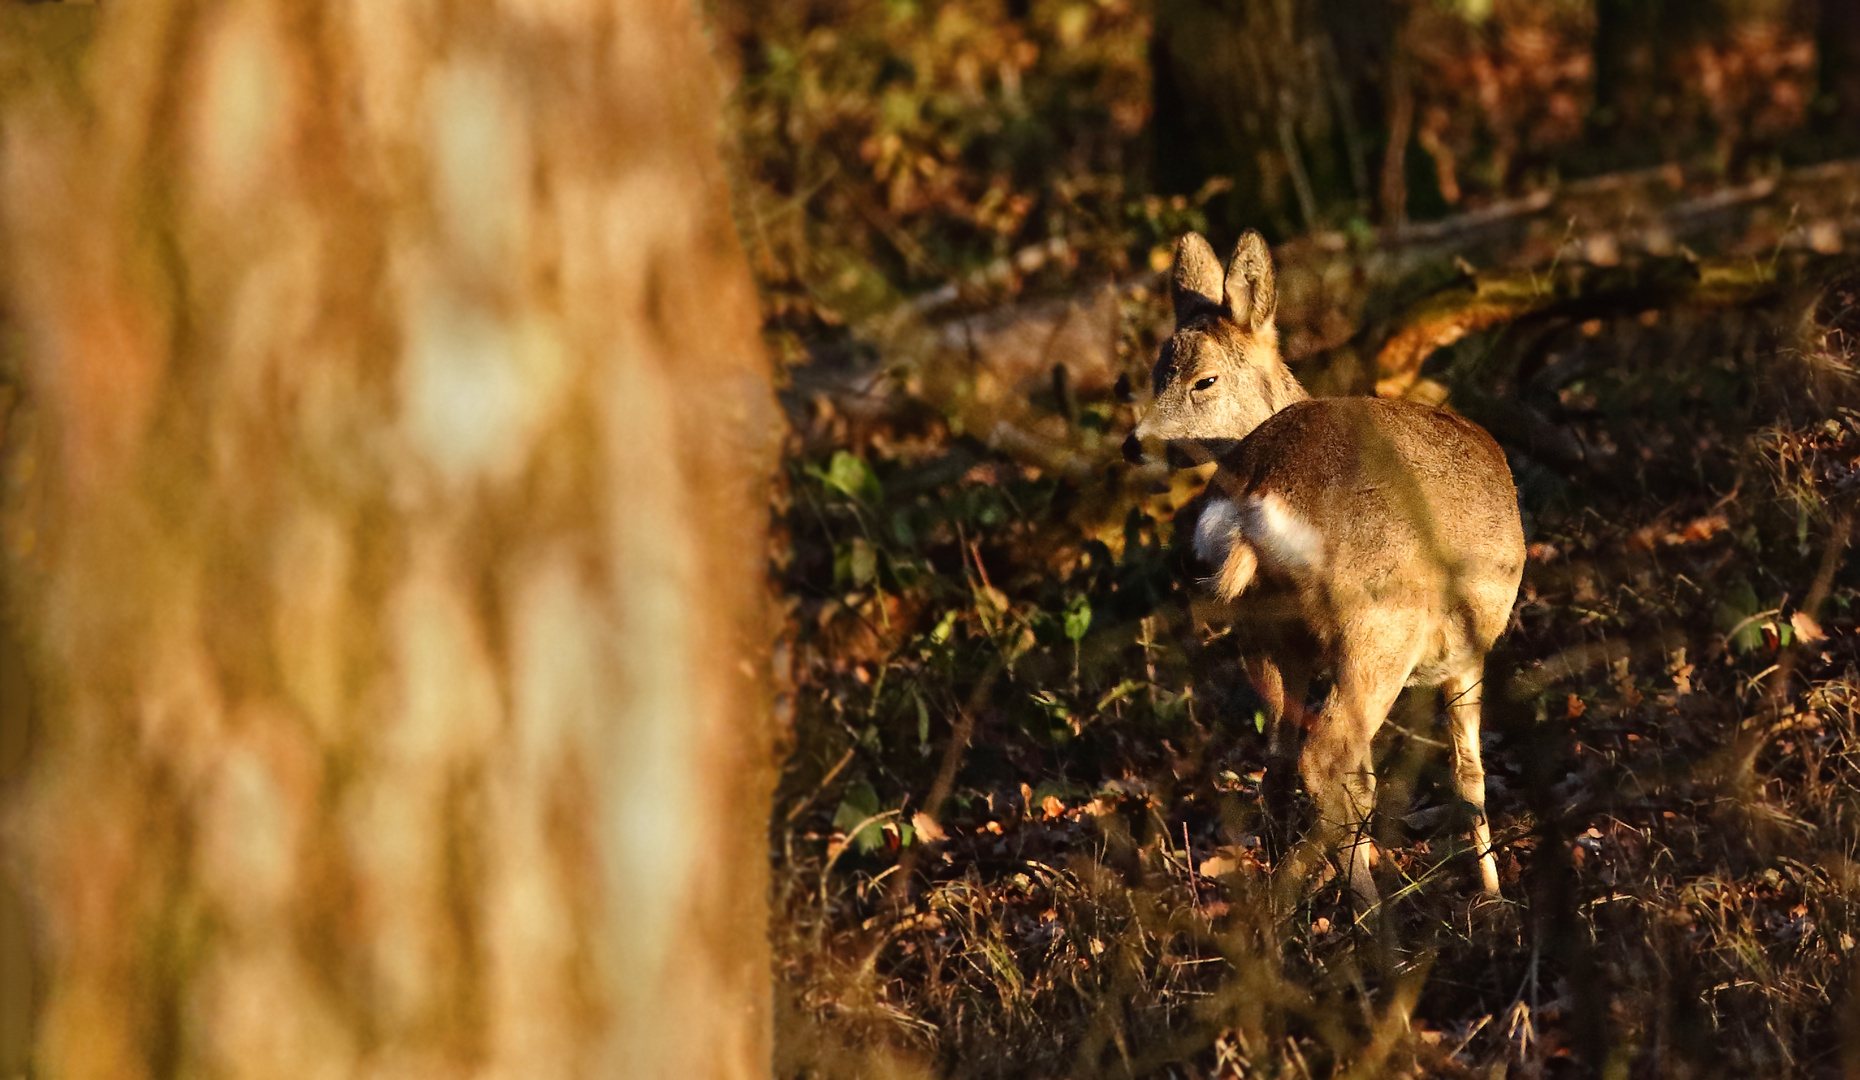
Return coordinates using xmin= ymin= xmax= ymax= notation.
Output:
xmin=1123 ymin=231 xmax=1526 ymax=906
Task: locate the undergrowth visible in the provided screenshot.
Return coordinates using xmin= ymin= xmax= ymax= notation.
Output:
xmin=771 ymin=281 xmax=1860 ymax=1078
xmin=732 ymin=3 xmax=1860 ymax=1075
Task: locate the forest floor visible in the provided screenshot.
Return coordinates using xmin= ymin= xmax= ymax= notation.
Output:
xmin=767 ymin=213 xmax=1860 ymax=1079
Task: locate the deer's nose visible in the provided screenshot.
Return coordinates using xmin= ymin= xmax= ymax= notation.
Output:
xmin=1122 ymin=432 xmax=1144 ymax=464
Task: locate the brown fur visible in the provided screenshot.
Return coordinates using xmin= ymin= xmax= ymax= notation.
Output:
xmin=1130 ymin=231 xmax=1526 ymax=907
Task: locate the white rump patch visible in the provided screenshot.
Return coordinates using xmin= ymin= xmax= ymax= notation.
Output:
xmin=1246 ymin=491 xmax=1326 ymax=572
xmin=1195 ymin=491 xmax=1325 ymax=576
xmin=1193 ymin=498 xmax=1240 ymax=568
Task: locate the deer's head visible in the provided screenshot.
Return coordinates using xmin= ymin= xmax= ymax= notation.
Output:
xmin=1124 ymin=230 xmax=1303 ymax=467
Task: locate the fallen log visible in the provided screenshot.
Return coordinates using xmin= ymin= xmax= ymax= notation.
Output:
xmin=786 ymin=160 xmax=1860 ymax=545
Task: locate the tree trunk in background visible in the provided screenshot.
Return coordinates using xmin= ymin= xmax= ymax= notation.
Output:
xmin=1149 ymin=0 xmax=1406 ymax=239
xmin=1149 ymin=0 xmax=1381 ymax=241
xmin=0 ymin=1 xmax=779 ymax=1077
xmin=1819 ymin=0 xmax=1860 ymax=143
xmin=1589 ymin=0 xmax=1733 ymax=167
xmin=1589 ymin=0 xmax=1666 ymax=156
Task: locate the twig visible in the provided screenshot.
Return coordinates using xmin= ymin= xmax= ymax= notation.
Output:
xmin=820 ymin=809 xmax=903 ymax=905
xmin=1379 ymin=12 xmax=1413 ymax=227
xmin=1279 ymin=100 xmax=1320 ymax=233
xmin=1732 ymin=513 xmax=1853 ymax=781
xmin=784 ymin=745 xmax=858 ymax=824
xmin=1184 ymin=821 xmax=1199 ymax=909
xmin=1285 ymin=1036 xmax=1316 ymax=1080
xmin=886 ymin=660 xmax=1005 ymax=910
xmin=1319 ymin=32 xmax=1369 ymax=201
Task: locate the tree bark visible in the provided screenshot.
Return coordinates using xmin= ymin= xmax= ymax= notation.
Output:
xmin=0 ymin=1 xmax=779 ymax=1077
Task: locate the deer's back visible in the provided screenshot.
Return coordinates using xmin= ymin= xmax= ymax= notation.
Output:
xmin=1217 ymin=397 xmax=1524 ymax=670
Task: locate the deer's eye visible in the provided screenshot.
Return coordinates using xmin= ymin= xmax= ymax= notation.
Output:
xmin=1192 ymin=375 xmax=1219 ymax=392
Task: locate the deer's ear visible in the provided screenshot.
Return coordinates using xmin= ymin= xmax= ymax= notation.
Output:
xmin=1224 ymin=230 xmax=1277 ymax=332
xmin=1171 ymin=232 xmax=1225 ymax=329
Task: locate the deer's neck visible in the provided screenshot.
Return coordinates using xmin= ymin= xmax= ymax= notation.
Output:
xmin=1242 ymin=354 xmax=1310 ymax=437
xmin=1237 ymin=327 xmax=1309 ymax=422
xmin=1261 ymin=357 xmax=1310 ymax=415
xmin=1208 ymin=357 xmax=1310 ymax=471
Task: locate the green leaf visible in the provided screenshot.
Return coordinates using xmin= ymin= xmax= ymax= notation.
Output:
xmin=1716 ymin=579 xmax=1765 ymax=654
xmin=1063 ymin=594 xmax=1092 ymax=643
xmin=915 ymin=691 xmax=930 ymax=746
xmin=1030 ymin=689 xmax=1069 ymax=719
xmin=847 ymin=538 xmax=878 ymax=587
xmin=1096 ymin=679 xmax=1144 ymax=710
xmin=818 ymin=450 xmax=882 ymax=504
xmin=832 ymin=780 xmax=885 ymax=854
xmin=1153 ymin=688 xmax=1190 ymax=724
xmin=837 ymin=779 xmax=879 ymax=818
xmin=1253 ymin=709 xmax=1267 ymax=734
xmin=890 ymin=507 xmax=917 ymax=548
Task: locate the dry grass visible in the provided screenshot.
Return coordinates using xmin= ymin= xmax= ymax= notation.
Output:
xmin=770 ymin=273 xmax=1860 ymax=1078
xmin=729 ymin=4 xmax=1860 ymax=1074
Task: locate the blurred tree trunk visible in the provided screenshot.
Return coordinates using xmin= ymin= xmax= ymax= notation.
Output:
xmin=0 ymin=1 xmax=779 ymax=1077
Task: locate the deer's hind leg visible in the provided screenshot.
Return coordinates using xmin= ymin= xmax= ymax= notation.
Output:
xmin=1442 ymin=660 xmax=1501 ymax=896
xmin=1301 ymin=625 xmax=1421 ymax=909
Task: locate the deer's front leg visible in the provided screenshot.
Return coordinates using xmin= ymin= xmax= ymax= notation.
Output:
xmin=1243 ymin=653 xmax=1310 ymax=863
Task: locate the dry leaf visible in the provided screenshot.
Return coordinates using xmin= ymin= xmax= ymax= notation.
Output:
xmin=1791 ymin=610 xmax=1827 ymax=643
xmin=1040 ymin=794 xmax=1065 ymax=820
xmin=912 ymin=812 xmax=948 ymax=843
xmin=1680 ymin=514 xmax=1729 ymax=543
xmin=1566 ymin=694 xmax=1586 ymax=719
xmin=1198 ymin=854 xmax=1239 ymax=877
